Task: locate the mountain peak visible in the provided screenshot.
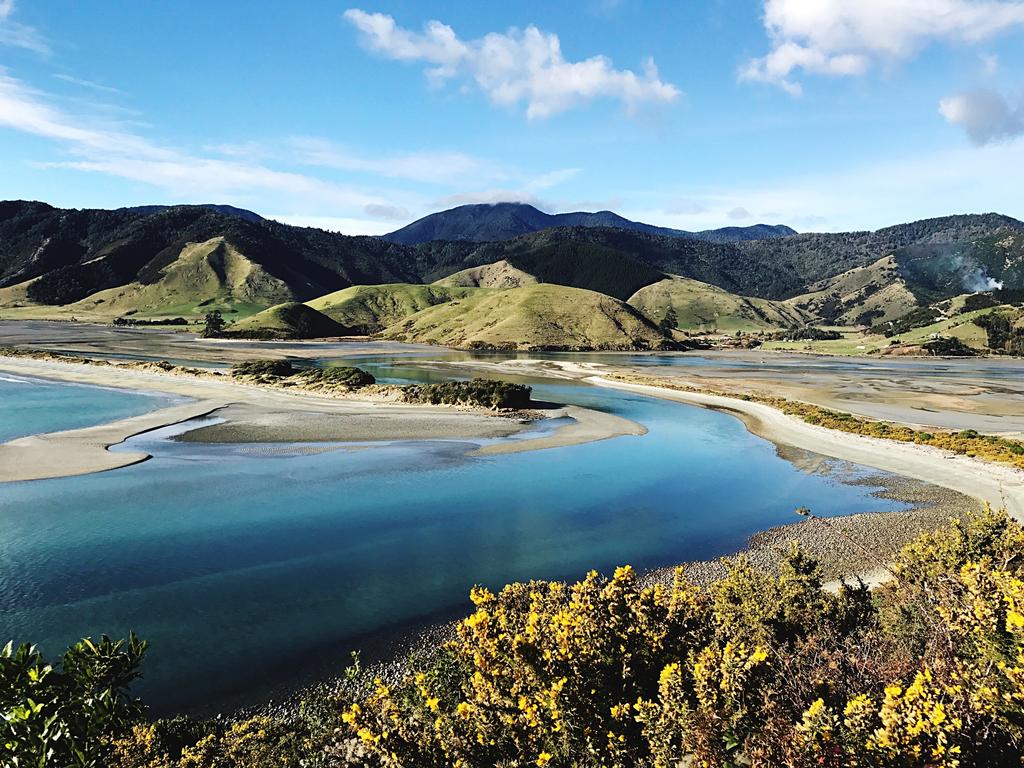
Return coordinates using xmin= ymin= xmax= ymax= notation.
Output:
xmin=382 ymin=203 xmax=795 ymax=245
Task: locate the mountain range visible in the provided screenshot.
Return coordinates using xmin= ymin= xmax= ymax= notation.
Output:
xmin=1 ymin=200 xmax=1021 ymax=350
xmin=382 ymin=202 xmax=796 ymax=245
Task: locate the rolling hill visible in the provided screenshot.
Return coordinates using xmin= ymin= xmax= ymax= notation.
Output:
xmin=382 ymin=202 xmax=796 ymax=245
xmin=3 ymin=200 xmax=1024 ymax=348
xmin=230 ymin=302 xmax=348 ymax=339
xmin=380 ymin=284 xmax=677 ymax=351
xmin=628 ymin=277 xmax=811 ymax=333
xmin=306 ymin=284 xmax=478 ymax=333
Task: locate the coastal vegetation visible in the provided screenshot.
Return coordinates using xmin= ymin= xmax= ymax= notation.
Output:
xmin=401 ymin=378 xmax=532 ymax=409
xmin=6 ymin=509 xmax=1024 ymax=767
xmin=974 ymin=311 xmax=1024 ymax=355
xmin=610 ymin=374 xmax=1024 ymax=470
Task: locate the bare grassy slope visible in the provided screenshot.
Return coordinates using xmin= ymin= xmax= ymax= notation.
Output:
xmin=628 ymin=276 xmax=810 ymax=332
xmin=380 ymin=283 xmax=675 ymax=351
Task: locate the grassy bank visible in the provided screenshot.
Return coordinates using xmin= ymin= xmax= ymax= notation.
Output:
xmin=607 ymin=373 xmax=1024 ymax=471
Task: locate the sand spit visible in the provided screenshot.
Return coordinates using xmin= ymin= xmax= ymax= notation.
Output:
xmin=0 ymin=399 xmax=231 ymax=482
xmin=587 ymin=375 xmax=1024 ymax=520
xmin=0 ymin=355 xmax=643 ymax=482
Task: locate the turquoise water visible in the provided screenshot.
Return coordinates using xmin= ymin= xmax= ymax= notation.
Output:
xmin=0 ymin=370 xmax=907 ymax=713
xmin=0 ymin=373 xmax=178 ymax=442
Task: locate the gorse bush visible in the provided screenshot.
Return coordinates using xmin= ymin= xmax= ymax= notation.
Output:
xmin=341 ymin=508 xmax=1024 ymax=767
xmin=401 ymin=378 xmax=532 ymax=409
xmin=9 ymin=510 xmax=1024 ymax=767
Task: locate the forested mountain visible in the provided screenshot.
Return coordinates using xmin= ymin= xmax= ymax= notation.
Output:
xmin=2 ymin=201 xmax=1021 ymax=344
xmin=382 ymin=202 xmax=795 ymax=245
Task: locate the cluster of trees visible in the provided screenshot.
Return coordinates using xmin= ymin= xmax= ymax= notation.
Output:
xmin=8 ymin=510 xmax=1024 ymax=767
xmin=974 ymin=312 xmax=1024 ymax=355
xmin=112 ymin=316 xmax=188 ymax=327
xmin=401 ymin=378 xmax=532 ymax=409
xmin=771 ymin=326 xmax=842 ymax=342
xmin=230 ymin=359 xmax=296 ymax=378
xmin=230 ymin=360 xmax=376 ymax=389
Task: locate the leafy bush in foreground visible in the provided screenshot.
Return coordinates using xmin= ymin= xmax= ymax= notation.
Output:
xmin=402 ymin=378 xmax=532 ymax=409
xmin=1 ymin=634 xmax=148 ymax=768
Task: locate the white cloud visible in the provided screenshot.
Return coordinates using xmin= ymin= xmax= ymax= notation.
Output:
xmin=664 ymin=199 xmax=709 ymax=216
xmin=343 ymin=8 xmax=680 ymax=118
xmin=0 ymin=0 xmax=49 ymax=54
xmin=727 ymin=206 xmax=752 ymax=220
xmin=980 ymin=52 xmax=1000 ymax=75
xmin=939 ymin=88 xmax=1024 ymax=145
xmin=436 ymin=189 xmax=543 ymax=208
xmin=742 ymin=0 xmax=1024 ymax=95
xmin=363 ymin=203 xmax=409 ymax=220
xmin=524 ymin=167 xmax=580 ymax=191
xmin=289 ymin=136 xmax=496 ymax=185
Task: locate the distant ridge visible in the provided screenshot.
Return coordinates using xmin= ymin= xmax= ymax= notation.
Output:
xmin=122 ymin=203 xmax=265 ymax=223
xmin=382 ymin=202 xmax=796 ymax=245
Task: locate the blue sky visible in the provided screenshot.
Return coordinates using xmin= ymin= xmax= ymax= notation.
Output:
xmin=1 ymin=0 xmax=1023 ymax=234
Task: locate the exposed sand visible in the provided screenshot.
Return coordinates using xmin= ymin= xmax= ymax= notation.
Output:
xmin=0 ymin=355 xmax=643 ymax=482
xmin=587 ymin=375 xmax=1024 ymax=520
xmin=470 ymin=405 xmax=646 ymax=456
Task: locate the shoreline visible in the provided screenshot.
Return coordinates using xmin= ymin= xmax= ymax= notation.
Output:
xmin=248 ymin=466 xmax=977 ymax=722
xmin=586 ymin=374 xmax=1024 ymax=520
xmin=0 ymin=355 xmax=644 ymax=482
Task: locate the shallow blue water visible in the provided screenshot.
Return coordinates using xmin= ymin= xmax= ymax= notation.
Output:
xmin=0 ymin=370 xmax=907 ymax=713
xmin=0 ymin=373 xmax=178 ymax=441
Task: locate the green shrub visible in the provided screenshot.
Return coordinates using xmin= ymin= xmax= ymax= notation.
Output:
xmin=401 ymin=378 xmax=532 ymax=409
xmin=230 ymin=359 xmax=295 ymax=378
xmin=296 ymin=366 xmax=376 ymax=389
xmin=1 ymin=634 xmax=148 ymax=768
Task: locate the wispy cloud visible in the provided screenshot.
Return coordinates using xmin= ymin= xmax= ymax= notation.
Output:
xmin=436 ymin=189 xmax=544 ymax=208
xmin=524 ymin=167 xmax=580 ymax=191
xmin=343 ymin=8 xmax=680 ymax=118
xmin=53 ymin=73 xmax=122 ymax=94
xmin=742 ymin=0 xmax=1024 ymax=96
xmin=289 ymin=136 xmax=499 ymax=185
xmin=0 ymin=0 xmax=49 ymax=55
xmin=0 ymin=69 xmax=394 ymax=212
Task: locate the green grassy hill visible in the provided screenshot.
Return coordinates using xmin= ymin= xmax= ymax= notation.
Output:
xmin=0 ymin=236 xmax=292 ymax=322
xmin=433 ymin=260 xmax=538 ymax=289
xmin=229 ymin=302 xmax=348 ymax=339
xmin=628 ymin=276 xmax=810 ymax=333
xmin=380 ymin=283 xmax=676 ymax=351
xmin=786 ymin=255 xmax=919 ymax=327
xmin=306 ymin=283 xmax=477 ymax=334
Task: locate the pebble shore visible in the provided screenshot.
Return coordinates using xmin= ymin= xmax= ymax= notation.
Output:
xmin=246 ymin=464 xmax=978 ymax=722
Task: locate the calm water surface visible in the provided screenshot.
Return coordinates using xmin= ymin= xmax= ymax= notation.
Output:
xmin=0 ymin=373 xmax=179 ymax=441
xmin=0 ymin=358 xmax=908 ymax=712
